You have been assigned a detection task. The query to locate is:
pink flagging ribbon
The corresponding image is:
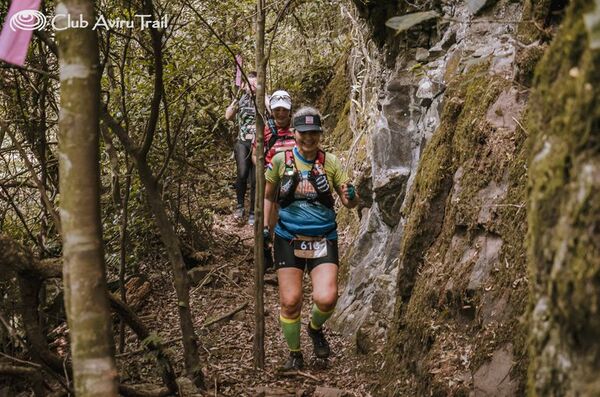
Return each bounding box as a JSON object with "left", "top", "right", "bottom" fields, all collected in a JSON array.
[
  {"left": 235, "top": 54, "right": 243, "bottom": 87},
  {"left": 0, "top": 0, "right": 43, "bottom": 66}
]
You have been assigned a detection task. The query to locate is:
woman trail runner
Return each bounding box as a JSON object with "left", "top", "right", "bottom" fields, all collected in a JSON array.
[
  {"left": 253, "top": 90, "right": 296, "bottom": 234},
  {"left": 263, "top": 106, "right": 358, "bottom": 370},
  {"left": 225, "top": 71, "right": 259, "bottom": 225},
  {"left": 252, "top": 89, "right": 296, "bottom": 167}
]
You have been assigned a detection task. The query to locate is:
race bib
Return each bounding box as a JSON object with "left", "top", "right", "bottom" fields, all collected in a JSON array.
[{"left": 293, "top": 236, "right": 328, "bottom": 259}]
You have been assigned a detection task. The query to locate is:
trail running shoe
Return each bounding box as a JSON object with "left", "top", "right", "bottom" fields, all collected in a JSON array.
[
  {"left": 248, "top": 213, "right": 255, "bottom": 226},
  {"left": 280, "top": 351, "right": 304, "bottom": 371},
  {"left": 307, "top": 325, "right": 330, "bottom": 359},
  {"left": 233, "top": 206, "right": 244, "bottom": 221}
]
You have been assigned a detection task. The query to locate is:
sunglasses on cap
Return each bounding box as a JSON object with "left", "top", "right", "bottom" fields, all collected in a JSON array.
[{"left": 271, "top": 94, "right": 291, "bottom": 102}]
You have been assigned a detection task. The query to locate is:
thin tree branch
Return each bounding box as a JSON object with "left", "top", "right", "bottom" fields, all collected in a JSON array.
[
  {"left": 0, "top": 123, "right": 61, "bottom": 233},
  {"left": 100, "top": 109, "right": 139, "bottom": 155},
  {"left": 183, "top": 0, "right": 258, "bottom": 111},
  {"left": 139, "top": 0, "right": 164, "bottom": 160},
  {"left": 34, "top": 30, "right": 58, "bottom": 56},
  {"left": 0, "top": 63, "right": 58, "bottom": 80},
  {"left": 157, "top": 100, "right": 187, "bottom": 182},
  {"left": 264, "top": 0, "right": 294, "bottom": 64},
  {"left": 0, "top": 351, "right": 42, "bottom": 369}
]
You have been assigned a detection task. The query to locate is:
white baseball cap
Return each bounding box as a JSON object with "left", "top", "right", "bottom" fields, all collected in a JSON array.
[{"left": 269, "top": 90, "right": 292, "bottom": 110}]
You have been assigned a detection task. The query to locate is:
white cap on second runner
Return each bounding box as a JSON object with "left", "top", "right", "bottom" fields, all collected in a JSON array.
[{"left": 269, "top": 90, "right": 292, "bottom": 110}]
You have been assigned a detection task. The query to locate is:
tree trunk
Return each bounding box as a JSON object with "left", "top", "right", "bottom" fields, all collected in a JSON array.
[
  {"left": 17, "top": 276, "right": 66, "bottom": 374},
  {"left": 119, "top": 163, "right": 133, "bottom": 352},
  {"left": 99, "top": 0, "right": 206, "bottom": 383},
  {"left": 0, "top": 236, "right": 66, "bottom": 375},
  {"left": 253, "top": 0, "right": 267, "bottom": 370},
  {"left": 136, "top": 159, "right": 205, "bottom": 388},
  {"left": 56, "top": 1, "right": 119, "bottom": 395}
]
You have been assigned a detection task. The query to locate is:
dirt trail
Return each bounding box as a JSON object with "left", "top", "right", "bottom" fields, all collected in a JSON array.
[{"left": 118, "top": 212, "right": 376, "bottom": 396}]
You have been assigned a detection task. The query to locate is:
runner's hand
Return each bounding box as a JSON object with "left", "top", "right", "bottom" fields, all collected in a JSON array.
[
  {"left": 341, "top": 183, "right": 356, "bottom": 201},
  {"left": 263, "top": 227, "right": 271, "bottom": 243},
  {"left": 263, "top": 227, "right": 274, "bottom": 271}
]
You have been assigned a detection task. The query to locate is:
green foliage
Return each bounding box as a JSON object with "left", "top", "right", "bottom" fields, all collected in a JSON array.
[{"left": 268, "top": 0, "right": 348, "bottom": 101}]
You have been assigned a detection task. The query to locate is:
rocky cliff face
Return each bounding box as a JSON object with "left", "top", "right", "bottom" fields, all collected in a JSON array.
[{"left": 329, "top": 0, "right": 564, "bottom": 395}]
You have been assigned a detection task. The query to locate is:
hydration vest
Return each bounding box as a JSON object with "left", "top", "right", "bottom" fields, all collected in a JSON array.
[
  {"left": 278, "top": 149, "right": 335, "bottom": 210},
  {"left": 264, "top": 118, "right": 295, "bottom": 162}
]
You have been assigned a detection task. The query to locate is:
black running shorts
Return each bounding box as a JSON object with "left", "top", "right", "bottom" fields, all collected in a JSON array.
[{"left": 273, "top": 234, "right": 339, "bottom": 272}]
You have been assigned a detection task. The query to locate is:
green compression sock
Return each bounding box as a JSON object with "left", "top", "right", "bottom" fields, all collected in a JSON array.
[
  {"left": 280, "top": 314, "right": 301, "bottom": 351},
  {"left": 309, "top": 304, "right": 335, "bottom": 330}
]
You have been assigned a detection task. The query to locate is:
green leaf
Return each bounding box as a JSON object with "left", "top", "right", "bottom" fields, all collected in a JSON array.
[
  {"left": 584, "top": 0, "right": 600, "bottom": 49},
  {"left": 385, "top": 11, "right": 440, "bottom": 33}
]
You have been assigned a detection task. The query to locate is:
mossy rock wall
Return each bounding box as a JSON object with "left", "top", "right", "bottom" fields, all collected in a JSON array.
[
  {"left": 371, "top": 0, "right": 600, "bottom": 394},
  {"left": 319, "top": 52, "right": 352, "bottom": 151},
  {"left": 526, "top": 0, "right": 600, "bottom": 394},
  {"left": 374, "top": 1, "right": 544, "bottom": 394},
  {"left": 380, "top": 62, "right": 530, "bottom": 396},
  {"left": 334, "top": 0, "right": 599, "bottom": 394}
]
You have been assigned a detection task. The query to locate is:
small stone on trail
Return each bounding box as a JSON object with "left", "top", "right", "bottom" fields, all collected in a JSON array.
[
  {"left": 467, "top": 0, "right": 497, "bottom": 14},
  {"left": 228, "top": 267, "right": 242, "bottom": 283},
  {"left": 355, "top": 328, "right": 373, "bottom": 355}
]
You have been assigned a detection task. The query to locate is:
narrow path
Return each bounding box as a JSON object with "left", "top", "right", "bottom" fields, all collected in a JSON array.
[
  {"left": 120, "top": 212, "right": 377, "bottom": 396},
  {"left": 193, "top": 214, "right": 375, "bottom": 396}
]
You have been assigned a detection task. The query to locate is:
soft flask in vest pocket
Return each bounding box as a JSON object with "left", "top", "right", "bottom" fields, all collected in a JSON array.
[{"left": 280, "top": 169, "right": 298, "bottom": 198}]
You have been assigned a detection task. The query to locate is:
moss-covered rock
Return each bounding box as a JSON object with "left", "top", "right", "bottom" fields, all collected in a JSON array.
[
  {"left": 319, "top": 51, "right": 352, "bottom": 149},
  {"left": 378, "top": 55, "right": 532, "bottom": 394},
  {"left": 519, "top": 0, "right": 568, "bottom": 43},
  {"left": 526, "top": 0, "right": 600, "bottom": 394}
]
